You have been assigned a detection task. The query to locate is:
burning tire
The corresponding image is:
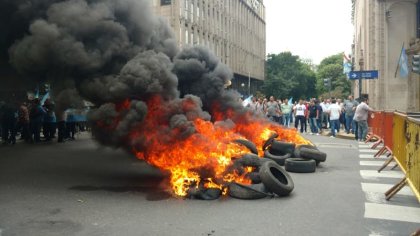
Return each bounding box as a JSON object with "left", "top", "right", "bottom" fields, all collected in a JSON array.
[
  {"left": 299, "top": 147, "right": 327, "bottom": 162},
  {"left": 270, "top": 141, "right": 295, "bottom": 155},
  {"left": 245, "top": 172, "right": 262, "bottom": 184},
  {"left": 187, "top": 188, "right": 222, "bottom": 200},
  {"left": 262, "top": 133, "right": 279, "bottom": 151},
  {"left": 263, "top": 150, "right": 291, "bottom": 166},
  {"left": 228, "top": 182, "right": 271, "bottom": 199},
  {"left": 259, "top": 161, "right": 294, "bottom": 196},
  {"left": 285, "top": 158, "right": 316, "bottom": 173},
  {"left": 233, "top": 139, "right": 258, "bottom": 155},
  {"left": 234, "top": 153, "right": 264, "bottom": 168}
]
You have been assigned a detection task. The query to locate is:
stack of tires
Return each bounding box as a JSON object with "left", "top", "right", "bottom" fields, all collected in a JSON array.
[
  {"left": 228, "top": 154, "right": 295, "bottom": 199},
  {"left": 263, "top": 138, "right": 327, "bottom": 173},
  {"left": 190, "top": 137, "right": 328, "bottom": 200}
]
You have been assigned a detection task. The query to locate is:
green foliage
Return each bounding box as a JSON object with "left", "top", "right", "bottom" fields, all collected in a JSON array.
[
  {"left": 263, "top": 52, "right": 352, "bottom": 100},
  {"left": 263, "top": 52, "right": 317, "bottom": 100},
  {"left": 316, "top": 53, "right": 352, "bottom": 98}
]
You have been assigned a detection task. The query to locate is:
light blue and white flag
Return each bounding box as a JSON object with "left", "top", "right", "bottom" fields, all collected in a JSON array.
[
  {"left": 399, "top": 46, "right": 409, "bottom": 78},
  {"left": 41, "top": 91, "right": 50, "bottom": 105},
  {"left": 242, "top": 95, "right": 253, "bottom": 107}
]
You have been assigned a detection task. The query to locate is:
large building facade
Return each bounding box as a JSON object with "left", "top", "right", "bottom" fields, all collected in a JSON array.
[
  {"left": 152, "top": 0, "right": 266, "bottom": 95},
  {"left": 352, "top": 0, "right": 420, "bottom": 111}
]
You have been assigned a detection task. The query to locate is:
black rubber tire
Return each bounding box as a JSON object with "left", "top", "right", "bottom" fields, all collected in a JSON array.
[
  {"left": 262, "top": 133, "right": 279, "bottom": 151},
  {"left": 233, "top": 139, "right": 258, "bottom": 155},
  {"left": 299, "top": 147, "right": 327, "bottom": 162},
  {"left": 187, "top": 188, "right": 222, "bottom": 200},
  {"left": 228, "top": 182, "right": 271, "bottom": 199},
  {"left": 270, "top": 141, "right": 296, "bottom": 155},
  {"left": 293, "top": 144, "right": 318, "bottom": 158},
  {"left": 235, "top": 153, "right": 263, "bottom": 168},
  {"left": 285, "top": 158, "right": 316, "bottom": 173},
  {"left": 259, "top": 161, "right": 294, "bottom": 196},
  {"left": 264, "top": 150, "right": 291, "bottom": 166},
  {"left": 245, "top": 172, "right": 262, "bottom": 184}
]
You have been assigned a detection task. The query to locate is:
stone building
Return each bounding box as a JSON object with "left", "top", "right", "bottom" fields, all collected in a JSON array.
[
  {"left": 352, "top": 0, "right": 420, "bottom": 111},
  {"left": 152, "top": 0, "right": 266, "bottom": 96}
]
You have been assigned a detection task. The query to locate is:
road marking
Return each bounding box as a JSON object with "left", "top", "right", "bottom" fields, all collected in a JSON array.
[
  {"left": 359, "top": 149, "right": 379, "bottom": 153},
  {"left": 359, "top": 154, "right": 375, "bottom": 159},
  {"left": 359, "top": 154, "right": 390, "bottom": 159},
  {"left": 361, "top": 183, "right": 414, "bottom": 196},
  {"left": 360, "top": 161, "right": 385, "bottom": 166},
  {"left": 365, "top": 203, "right": 420, "bottom": 223},
  {"left": 358, "top": 144, "right": 371, "bottom": 148},
  {"left": 360, "top": 170, "right": 404, "bottom": 179}
]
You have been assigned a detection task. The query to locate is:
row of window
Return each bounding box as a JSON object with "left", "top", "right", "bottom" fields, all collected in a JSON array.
[{"left": 177, "top": 0, "right": 265, "bottom": 79}]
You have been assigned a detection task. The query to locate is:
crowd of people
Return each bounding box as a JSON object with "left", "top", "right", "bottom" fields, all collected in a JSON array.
[
  {"left": 246, "top": 95, "right": 374, "bottom": 141},
  {"left": 2, "top": 94, "right": 375, "bottom": 146},
  {"left": 0, "top": 98, "right": 88, "bottom": 146}
]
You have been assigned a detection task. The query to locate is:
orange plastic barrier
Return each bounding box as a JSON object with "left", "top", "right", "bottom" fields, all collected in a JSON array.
[{"left": 367, "top": 111, "right": 393, "bottom": 147}]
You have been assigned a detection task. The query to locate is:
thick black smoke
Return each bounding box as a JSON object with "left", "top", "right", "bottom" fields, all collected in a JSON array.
[{"left": 0, "top": 0, "right": 250, "bottom": 152}]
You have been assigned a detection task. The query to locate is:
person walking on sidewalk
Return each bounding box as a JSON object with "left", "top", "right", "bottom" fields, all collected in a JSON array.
[
  {"left": 327, "top": 99, "right": 341, "bottom": 138},
  {"left": 353, "top": 97, "right": 374, "bottom": 141}
]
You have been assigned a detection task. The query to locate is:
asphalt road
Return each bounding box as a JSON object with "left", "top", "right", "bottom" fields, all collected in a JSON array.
[{"left": 0, "top": 132, "right": 418, "bottom": 236}]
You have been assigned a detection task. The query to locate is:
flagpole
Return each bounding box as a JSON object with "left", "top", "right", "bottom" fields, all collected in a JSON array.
[{"left": 394, "top": 42, "right": 405, "bottom": 78}]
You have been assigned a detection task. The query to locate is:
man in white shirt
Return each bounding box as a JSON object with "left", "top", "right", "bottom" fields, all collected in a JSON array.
[
  {"left": 294, "top": 99, "right": 306, "bottom": 133},
  {"left": 327, "top": 99, "right": 341, "bottom": 137}
]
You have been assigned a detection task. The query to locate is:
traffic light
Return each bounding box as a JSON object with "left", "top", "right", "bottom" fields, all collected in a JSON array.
[
  {"left": 412, "top": 54, "right": 420, "bottom": 74},
  {"left": 323, "top": 78, "right": 331, "bottom": 87}
]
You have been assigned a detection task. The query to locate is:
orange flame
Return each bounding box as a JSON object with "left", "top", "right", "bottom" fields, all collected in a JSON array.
[{"left": 114, "top": 98, "right": 310, "bottom": 196}]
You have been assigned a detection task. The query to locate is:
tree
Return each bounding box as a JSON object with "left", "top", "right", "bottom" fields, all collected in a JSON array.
[
  {"left": 316, "top": 53, "right": 352, "bottom": 99},
  {"left": 263, "top": 52, "right": 317, "bottom": 100}
]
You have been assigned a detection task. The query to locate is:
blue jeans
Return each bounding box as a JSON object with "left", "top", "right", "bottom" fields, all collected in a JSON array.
[
  {"left": 330, "top": 119, "right": 340, "bottom": 136},
  {"left": 353, "top": 120, "right": 359, "bottom": 140},
  {"left": 316, "top": 118, "right": 322, "bottom": 132},
  {"left": 345, "top": 115, "right": 354, "bottom": 133},
  {"left": 358, "top": 120, "right": 368, "bottom": 141},
  {"left": 283, "top": 113, "right": 290, "bottom": 127},
  {"left": 309, "top": 117, "right": 318, "bottom": 133}
]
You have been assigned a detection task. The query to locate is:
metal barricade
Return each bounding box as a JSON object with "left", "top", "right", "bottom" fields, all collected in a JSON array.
[
  {"left": 405, "top": 117, "right": 420, "bottom": 201},
  {"left": 367, "top": 111, "right": 419, "bottom": 202},
  {"left": 392, "top": 112, "right": 408, "bottom": 173}
]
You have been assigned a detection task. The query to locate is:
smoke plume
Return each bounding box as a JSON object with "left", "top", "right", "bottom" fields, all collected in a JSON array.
[{"left": 0, "top": 0, "right": 255, "bottom": 151}]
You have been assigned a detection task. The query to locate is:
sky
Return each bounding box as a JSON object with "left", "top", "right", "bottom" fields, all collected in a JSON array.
[{"left": 264, "top": 0, "right": 354, "bottom": 65}]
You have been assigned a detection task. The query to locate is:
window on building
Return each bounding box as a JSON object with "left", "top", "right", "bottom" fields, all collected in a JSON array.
[
  {"left": 160, "top": 0, "right": 171, "bottom": 6},
  {"left": 185, "top": 0, "right": 189, "bottom": 19},
  {"left": 417, "top": 1, "right": 420, "bottom": 38},
  {"left": 190, "top": 2, "right": 194, "bottom": 21},
  {"left": 185, "top": 29, "right": 189, "bottom": 44}
]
